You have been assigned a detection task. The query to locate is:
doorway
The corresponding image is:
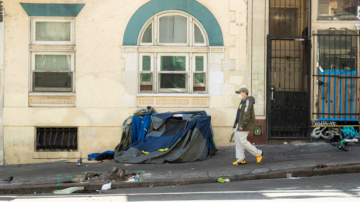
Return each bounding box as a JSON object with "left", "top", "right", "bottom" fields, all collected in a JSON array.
[{"left": 266, "top": 0, "right": 311, "bottom": 139}]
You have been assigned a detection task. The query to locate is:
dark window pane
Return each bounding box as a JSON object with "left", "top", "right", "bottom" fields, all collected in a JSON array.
[
  {"left": 161, "top": 56, "right": 186, "bottom": 71},
  {"left": 34, "top": 72, "right": 72, "bottom": 90},
  {"left": 270, "top": 7, "right": 298, "bottom": 36},
  {"left": 140, "top": 85, "right": 152, "bottom": 92},
  {"left": 318, "top": 0, "right": 360, "bottom": 20},
  {"left": 269, "top": 0, "right": 309, "bottom": 37},
  {"left": 194, "top": 87, "right": 205, "bottom": 92},
  {"left": 317, "top": 30, "right": 357, "bottom": 71},
  {"left": 160, "top": 74, "right": 186, "bottom": 88}
]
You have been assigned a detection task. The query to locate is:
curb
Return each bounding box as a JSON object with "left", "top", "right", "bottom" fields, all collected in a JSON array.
[{"left": 1, "top": 163, "right": 360, "bottom": 194}]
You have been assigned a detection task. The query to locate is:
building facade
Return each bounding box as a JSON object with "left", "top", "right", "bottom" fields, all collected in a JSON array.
[
  {"left": 1, "top": 0, "right": 254, "bottom": 165},
  {"left": 2, "top": 0, "right": 358, "bottom": 165}
]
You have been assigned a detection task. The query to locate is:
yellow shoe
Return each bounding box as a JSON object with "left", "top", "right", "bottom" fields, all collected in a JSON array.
[
  {"left": 257, "top": 152, "right": 263, "bottom": 163},
  {"left": 233, "top": 160, "right": 246, "bottom": 165}
]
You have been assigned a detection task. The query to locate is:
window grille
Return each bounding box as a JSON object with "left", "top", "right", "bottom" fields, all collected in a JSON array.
[
  {"left": 36, "top": 128, "right": 77, "bottom": 151},
  {"left": 313, "top": 29, "right": 360, "bottom": 121}
]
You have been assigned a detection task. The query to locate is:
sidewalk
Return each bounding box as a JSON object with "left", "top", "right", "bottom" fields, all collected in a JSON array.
[{"left": 1, "top": 143, "right": 360, "bottom": 194}]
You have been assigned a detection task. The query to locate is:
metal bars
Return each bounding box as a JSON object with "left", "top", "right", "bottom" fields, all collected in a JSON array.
[
  {"left": 36, "top": 128, "right": 77, "bottom": 151},
  {"left": 267, "top": 36, "right": 311, "bottom": 139},
  {"left": 269, "top": 0, "right": 308, "bottom": 37},
  {"left": 313, "top": 29, "right": 360, "bottom": 121}
]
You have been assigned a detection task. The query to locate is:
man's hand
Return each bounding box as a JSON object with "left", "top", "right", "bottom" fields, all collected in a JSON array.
[{"left": 239, "top": 127, "right": 243, "bottom": 131}]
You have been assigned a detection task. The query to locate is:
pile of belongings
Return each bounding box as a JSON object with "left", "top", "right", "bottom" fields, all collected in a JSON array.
[
  {"left": 114, "top": 107, "right": 216, "bottom": 163},
  {"left": 88, "top": 150, "right": 115, "bottom": 161}
]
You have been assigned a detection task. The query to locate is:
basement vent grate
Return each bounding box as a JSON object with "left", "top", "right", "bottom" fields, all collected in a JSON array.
[{"left": 36, "top": 128, "right": 77, "bottom": 151}]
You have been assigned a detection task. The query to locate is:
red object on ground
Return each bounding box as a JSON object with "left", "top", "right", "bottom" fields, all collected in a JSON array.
[{"left": 316, "top": 164, "right": 327, "bottom": 168}]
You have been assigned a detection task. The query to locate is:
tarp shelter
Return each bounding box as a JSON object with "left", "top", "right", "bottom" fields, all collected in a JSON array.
[{"left": 114, "top": 110, "right": 216, "bottom": 163}]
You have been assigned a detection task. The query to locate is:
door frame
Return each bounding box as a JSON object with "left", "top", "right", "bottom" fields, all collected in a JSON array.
[{"left": 266, "top": 35, "right": 312, "bottom": 139}]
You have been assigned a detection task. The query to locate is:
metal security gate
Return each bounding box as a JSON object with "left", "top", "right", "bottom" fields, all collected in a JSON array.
[
  {"left": 266, "top": 36, "right": 311, "bottom": 139},
  {"left": 313, "top": 29, "right": 360, "bottom": 121}
]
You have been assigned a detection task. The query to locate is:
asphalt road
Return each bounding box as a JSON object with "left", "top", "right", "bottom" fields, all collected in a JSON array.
[{"left": 1, "top": 173, "right": 360, "bottom": 201}]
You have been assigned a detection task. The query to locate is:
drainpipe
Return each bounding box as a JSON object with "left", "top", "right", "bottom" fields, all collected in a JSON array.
[{"left": 0, "top": 2, "right": 4, "bottom": 165}]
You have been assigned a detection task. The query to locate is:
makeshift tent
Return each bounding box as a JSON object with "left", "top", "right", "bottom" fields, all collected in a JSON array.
[
  {"left": 114, "top": 110, "right": 216, "bottom": 163},
  {"left": 114, "top": 107, "right": 156, "bottom": 152}
]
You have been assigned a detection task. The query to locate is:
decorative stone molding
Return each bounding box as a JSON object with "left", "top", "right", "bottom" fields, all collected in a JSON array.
[
  {"left": 137, "top": 97, "right": 209, "bottom": 108},
  {"left": 29, "top": 96, "right": 76, "bottom": 107}
]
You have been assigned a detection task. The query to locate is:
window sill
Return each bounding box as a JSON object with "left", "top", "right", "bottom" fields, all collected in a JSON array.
[
  {"left": 137, "top": 93, "right": 209, "bottom": 97},
  {"left": 29, "top": 92, "right": 76, "bottom": 97}
]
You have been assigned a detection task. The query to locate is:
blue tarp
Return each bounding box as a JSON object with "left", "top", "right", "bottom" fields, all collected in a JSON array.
[
  {"left": 130, "top": 113, "right": 154, "bottom": 143},
  {"left": 88, "top": 150, "right": 114, "bottom": 159}
]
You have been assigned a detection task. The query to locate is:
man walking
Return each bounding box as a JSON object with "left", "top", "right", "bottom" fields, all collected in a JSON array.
[{"left": 233, "top": 87, "right": 263, "bottom": 165}]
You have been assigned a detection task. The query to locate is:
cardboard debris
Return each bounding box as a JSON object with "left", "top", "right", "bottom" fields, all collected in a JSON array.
[{"left": 53, "top": 187, "right": 84, "bottom": 194}]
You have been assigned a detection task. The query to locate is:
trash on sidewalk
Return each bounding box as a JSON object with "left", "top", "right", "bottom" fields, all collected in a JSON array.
[
  {"left": 285, "top": 172, "right": 300, "bottom": 180},
  {"left": 77, "top": 158, "right": 82, "bottom": 166},
  {"left": 73, "top": 189, "right": 98, "bottom": 193},
  {"left": 65, "top": 159, "right": 109, "bottom": 164},
  {"left": 316, "top": 164, "right": 327, "bottom": 168},
  {"left": 2, "top": 176, "right": 13, "bottom": 182},
  {"left": 53, "top": 187, "right": 84, "bottom": 194},
  {"left": 126, "top": 173, "right": 141, "bottom": 182},
  {"left": 217, "top": 178, "right": 230, "bottom": 183},
  {"left": 82, "top": 167, "right": 141, "bottom": 183},
  {"left": 101, "top": 183, "right": 111, "bottom": 190},
  {"left": 62, "top": 181, "right": 77, "bottom": 184}
]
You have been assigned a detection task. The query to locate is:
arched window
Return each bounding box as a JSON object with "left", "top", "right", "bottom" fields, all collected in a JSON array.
[{"left": 138, "top": 11, "right": 208, "bottom": 94}]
